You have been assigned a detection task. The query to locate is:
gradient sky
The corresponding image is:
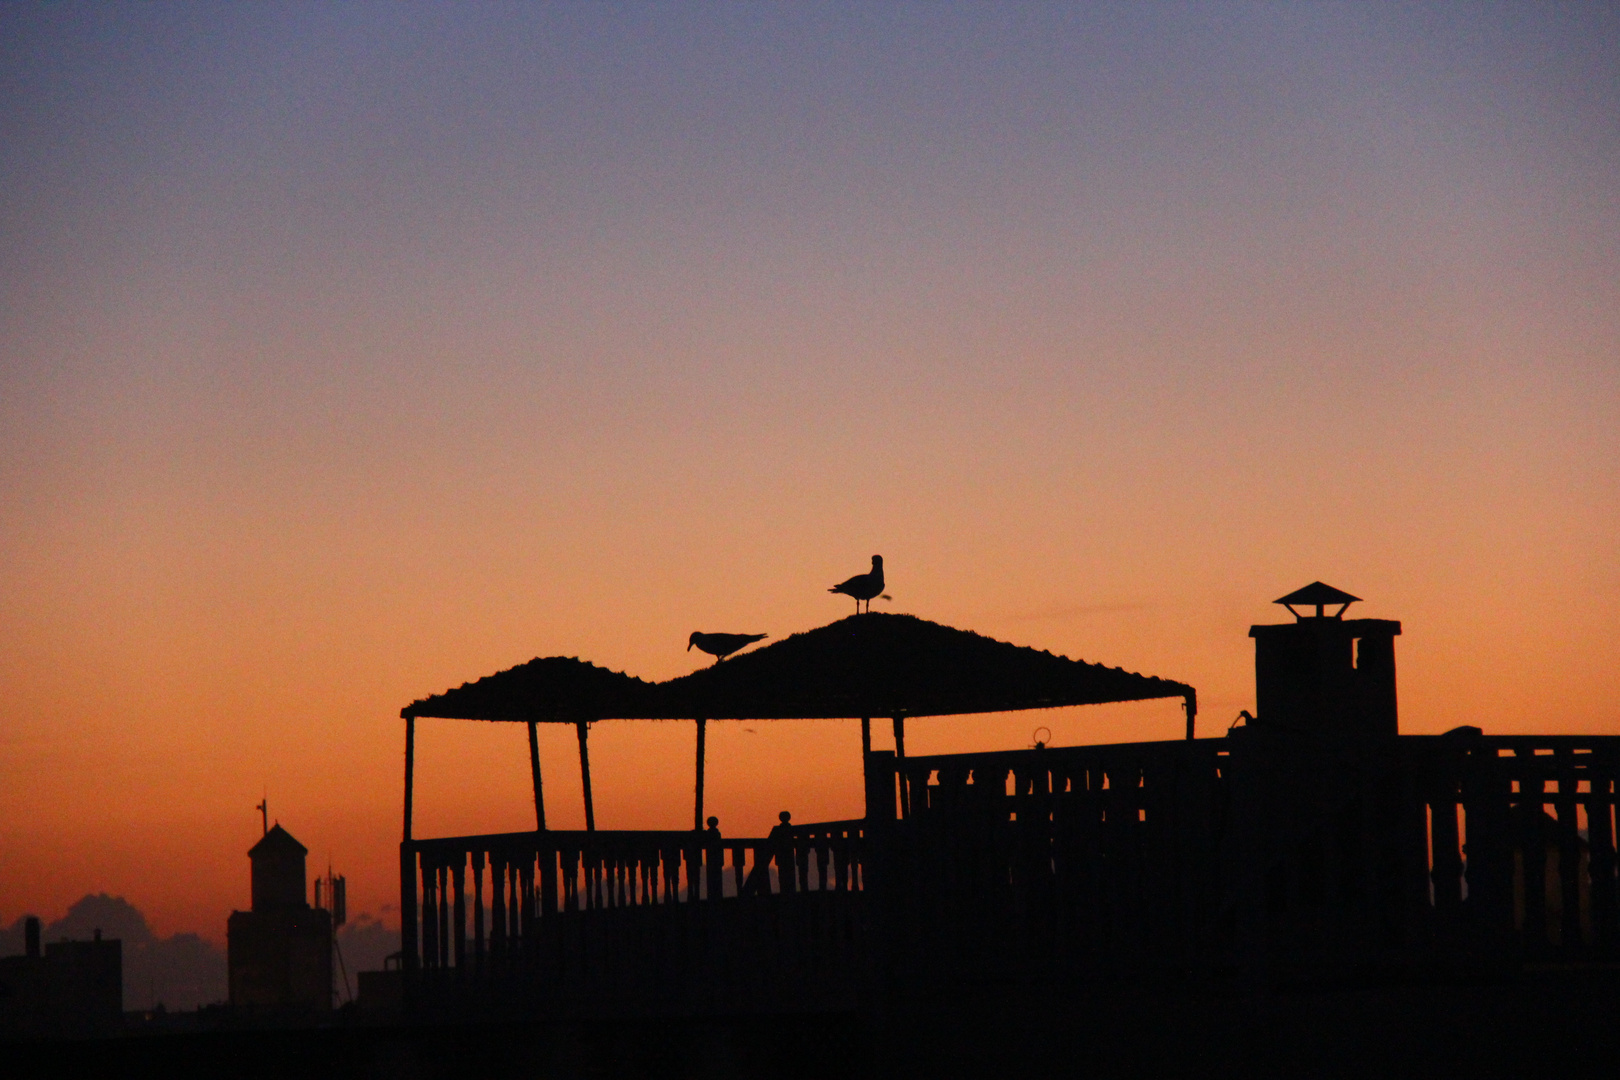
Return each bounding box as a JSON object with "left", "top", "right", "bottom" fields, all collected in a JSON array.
[{"left": 2, "top": 2, "right": 1616, "bottom": 943}]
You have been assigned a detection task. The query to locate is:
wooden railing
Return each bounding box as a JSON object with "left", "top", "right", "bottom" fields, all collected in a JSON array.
[
  {"left": 401, "top": 820, "right": 865, "bottom": 978},
  {"left": 1411, "top": 734, "right": 1620, "bottom": 952},
  {"left": 873, "top": 732, "right": 1620, "bottom": 979},
  {"left": 396, "top": 732, "right": 1618, "bottom": 1011}
]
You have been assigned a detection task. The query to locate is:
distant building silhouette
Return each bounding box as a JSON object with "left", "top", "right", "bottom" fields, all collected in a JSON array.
[
  {"left": 0, "top": 917, "right": 122, "bottom": 1037},
  {"left": 227, "top": 824, "right": 332, "bottom": 1014}
]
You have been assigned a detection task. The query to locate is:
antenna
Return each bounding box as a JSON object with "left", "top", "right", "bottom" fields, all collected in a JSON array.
[{"left": 256, "top": 795, "right": 268, "bottom": 836}]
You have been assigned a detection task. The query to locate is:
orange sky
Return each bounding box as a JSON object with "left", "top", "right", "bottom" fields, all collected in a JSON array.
[{"left": 1, "top": 4, "right": 1616, "bottom": 943}]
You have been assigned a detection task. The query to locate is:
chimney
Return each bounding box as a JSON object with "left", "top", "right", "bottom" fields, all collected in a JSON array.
[{"left": 1248, "top": 583, "right": 1401, "bottom": 739}]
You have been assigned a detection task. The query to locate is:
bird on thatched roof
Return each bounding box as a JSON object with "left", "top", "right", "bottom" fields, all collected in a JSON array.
[
  {"left": 688, "top": 631, "right": 768, "bottom": 663},
  {"left": 829, "top": 554, "right": 885, "bottom": 614}
]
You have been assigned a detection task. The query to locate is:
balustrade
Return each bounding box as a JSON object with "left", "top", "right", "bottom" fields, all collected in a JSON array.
[{"left": 403, "top": 821, "right": 865, "bottom": 977}]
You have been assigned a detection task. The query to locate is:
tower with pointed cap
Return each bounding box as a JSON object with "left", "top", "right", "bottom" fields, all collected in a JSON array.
[
  {"left": 1248, "top": 582, "right": 1401, "bottom": 738},
  {"left": 250, "top": 824, "right": 309, "bottom": 912},
  {"left": 227, "top": 820, "right": 332, "bottom": 1013}
]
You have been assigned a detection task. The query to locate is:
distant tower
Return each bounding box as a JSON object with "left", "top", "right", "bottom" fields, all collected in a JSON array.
[
  {"left": 227, "top": 820, "right": 332, "bottom": 1014},
  {"left": 1248, "top": 582, "right": 1401, "bottom": 738}
]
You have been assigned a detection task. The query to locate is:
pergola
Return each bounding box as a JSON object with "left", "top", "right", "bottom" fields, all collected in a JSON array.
[{"left": 398, "top": 613, "right": 1197, "bottom": 840}]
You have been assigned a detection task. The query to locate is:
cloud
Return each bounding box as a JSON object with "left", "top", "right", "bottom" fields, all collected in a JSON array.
[{"left": 334, "top": 913, "right": 398, "bottom": 996}]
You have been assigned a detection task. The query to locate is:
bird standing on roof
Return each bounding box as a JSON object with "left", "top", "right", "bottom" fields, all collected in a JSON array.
[
  {"left": 688, "top": 631, "right": 768, "bottom": 663},
  {"left": 829, "top": 554, "right": 885, "bottom": 614}
]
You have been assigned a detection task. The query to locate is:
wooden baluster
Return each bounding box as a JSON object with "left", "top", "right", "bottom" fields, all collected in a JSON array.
[
  {"left": 400, "top": 844, "right": 419, "bottom": 974},
  {"left": 520, "top": 859, "right": 535, "bottom": 942},
  {"left": 1555, "top": 747, "right": 1583, "bottom": 948},
  {"left": 490, "top": 856, "right": 506, "bottom": 958},
  {"left": 508, "top": 859, "right": 522, "bottom": 941},
  {"left": 1462, "top": 742, "right": 1514, "bottom": 941},
  {"left": 834, "top": 831, "right": 849, "bottom": 891},
  {"left": 471, "top": 851, "right": 486, "bottom": 972},
  {"left": 564, "top": 848, "right": 579, "bottom": 912},
  {"left": 436, "top": 863, "right": 450, "bottom": 970},
  {"left": 732, "top": 843, "right": 746, "bottom": 898},
  {"left": 1586, "top": 757, "right": 1618, "bottom": 948},
  {"left": 1519, "top": 750, "right": 1549, "bottom": 945},
  {"left": 1431, "top": 786, "right": 1464, "bottom": 913},
  {"left": 452, "top": 856, "right": 467, "bottom": 972},
  {"left": 540, "top": 839, "right": 558, "bottom": 919},
  {"left": 420, "top": 855, "right": 438, "bottom": 971}
]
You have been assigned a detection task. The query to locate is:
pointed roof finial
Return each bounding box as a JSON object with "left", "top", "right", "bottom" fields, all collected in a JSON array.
[{"left": 1274, "top": 582, "right": 1361, "bottom": 620}]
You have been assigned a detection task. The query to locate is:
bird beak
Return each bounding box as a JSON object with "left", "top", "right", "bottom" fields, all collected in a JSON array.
[{"left": 687, "top": 641, "right": 693, "bottom": 651}]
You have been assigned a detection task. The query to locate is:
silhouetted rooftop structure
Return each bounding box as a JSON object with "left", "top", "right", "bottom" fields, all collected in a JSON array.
[
  {"left": 386, "top": 586, "right": 1620, "bottom": 1026},
  {"left": 654, "top": 613, "right": 1192, "bottom": 719},
  {"left": 401, "top": 656, "right": 656, "bottom": 722},
  {"left": 400, "top": 613, "right": 1192, "bottom": 722}
]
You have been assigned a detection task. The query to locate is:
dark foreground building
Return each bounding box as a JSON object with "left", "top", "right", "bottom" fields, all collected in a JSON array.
[
  {"left": 0, "top": 918, "right": 121, "bottom": 1038},
  {"left": 392, "top": 585, "right": 1619, "bottom": 1018}
]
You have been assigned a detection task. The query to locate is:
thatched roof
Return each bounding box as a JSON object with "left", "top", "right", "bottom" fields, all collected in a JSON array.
[
  {"left": 401, "top": 656, "right": 657, "bottom": 721},
  {"left": 401, "top": 614, "right": 1193, "bottom": 722},
  {"left": 654, "top": 614, "right": 1191, "bottom": 719}
]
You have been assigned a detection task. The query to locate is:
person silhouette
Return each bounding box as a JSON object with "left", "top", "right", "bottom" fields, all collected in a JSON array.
[
  {"left": 703, "top": 816, "right": 724, "bottom": 900},
  {"left": 767, "top": 811, "right": 796, "bottom": 894}
]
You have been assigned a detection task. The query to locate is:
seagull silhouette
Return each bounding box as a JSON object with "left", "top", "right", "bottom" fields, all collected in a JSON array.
[
  {"left": 688, "top": 631, "right": 768, "bottom": 663},
  {"left": 829, "top": 554, "right": 885, "bottom": 614}
]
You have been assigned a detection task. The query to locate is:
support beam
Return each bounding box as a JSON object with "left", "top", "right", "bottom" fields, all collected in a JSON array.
[
  {"left": 527, "top": 720, "right": 547, "bottom": 831},
  {"left": 892, "top": 716, "right": 909, "bottom": 818},
  {"left": 576, "top": 719, "right": 596, "bottom": 832},
  {"left": 403, "top": 716, "right": 416, "bottom": 841},
  {"left": 694, "top": 717, "right": 707, "bottom": 832},
  {"left": 401, "top": 715, "right": 418, "bottom": 971},
  {"left": 861, "top": 717, "right": 871, "bottom": 756}
]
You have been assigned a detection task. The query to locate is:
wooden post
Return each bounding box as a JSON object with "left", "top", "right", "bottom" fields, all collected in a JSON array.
[
  {"left": 400, "top": 844, "right": 418, "bottom": 973},
  {"left": 403, "top": 715, "right": 416, "bottom": 841},
  {"left": 471, "top": 850, "right": 486, "bottom": 969},
  {"left": 576, "top": 719, "right": 596, "bottom": 831},
  {"left": 694, "top": 718, "right": 707, "bottom": 831},
  {"left": 400, "top": 715, "right": 418, "bottom": 973},
  {"left": 420, "top": 857, "right": 437, "bottom": 970},
  {"left": 1183, "top": 691, "right": 1197, "bottom": 741},
  {"left": 452, "top": 858, "right": 466, "bottom": 972},
  {"left": 861, "top": 716, "right": 871, "bottom": 755},
  {"left": 527, "top": 720, "right": 547, "bottom": 831},
  {"left": 892, "top": 717, "right": 909, "bottom": 818}
]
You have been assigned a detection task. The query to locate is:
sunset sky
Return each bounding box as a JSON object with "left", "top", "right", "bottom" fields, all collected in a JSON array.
[{"left": 2, "top": 3, "right": 1616, "bottom": 944}]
